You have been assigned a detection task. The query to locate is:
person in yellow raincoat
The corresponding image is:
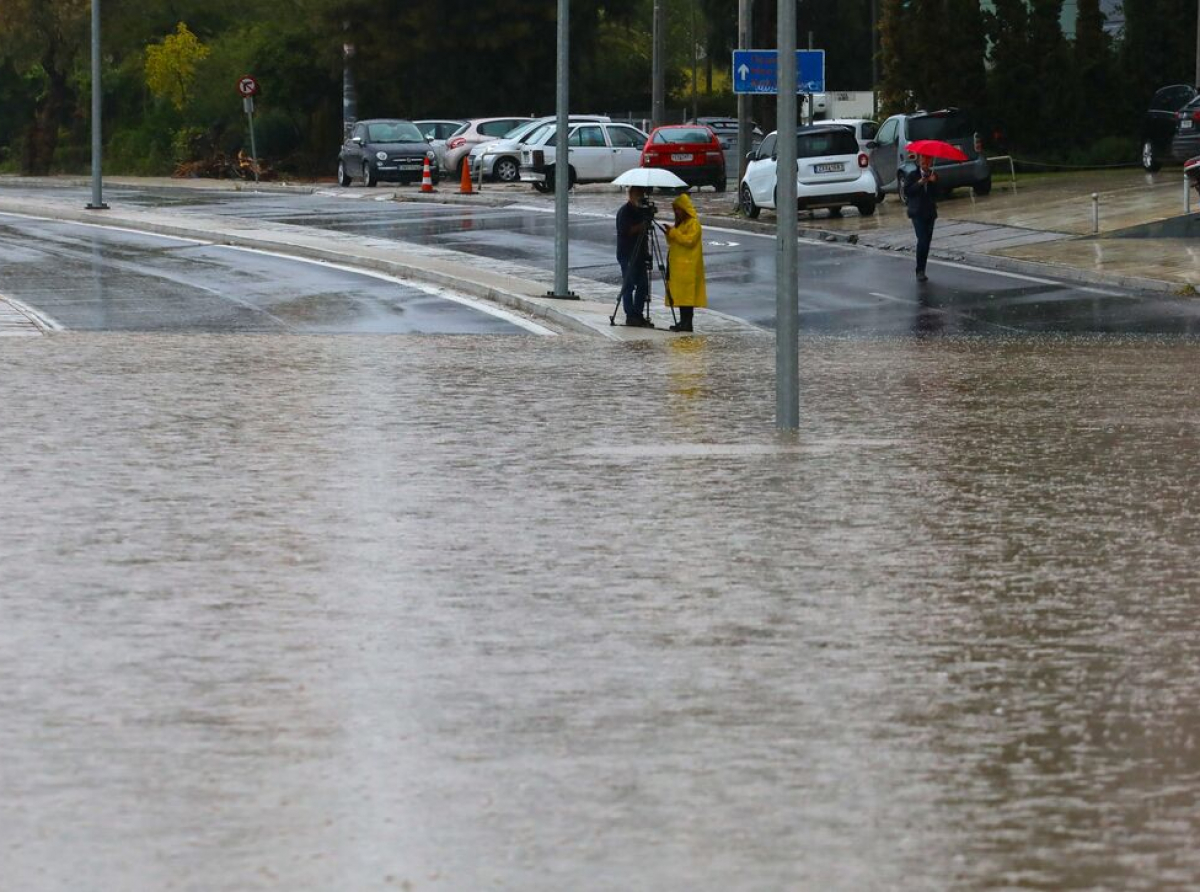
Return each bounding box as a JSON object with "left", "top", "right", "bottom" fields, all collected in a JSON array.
[{"left": 663, "top": 192, "right": 707, "bottom": 333}]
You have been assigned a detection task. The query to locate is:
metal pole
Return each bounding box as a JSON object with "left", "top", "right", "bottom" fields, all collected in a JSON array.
[
  {"left": 87, "top": 0, "right": 107, "bottom": 210},
  {"left": 652, "top": 0, "right": 665, "bottom": 127},
  {"left": 1091, "top": 192, "right": 1099, "bottom": 234},
  {"left": 342, "top": 34, "right": 357, "bottom": 140},
  {"left": 777, "top": 0, "right": 798, "bottom": 429},
  {"left": 1186, "top": 174, "right": 1193, "bottom": 214},
  {"left": 736, "top": 0, "right": 752, "bottom": 194},
  {"left": 245, "top": 99, "right": 259, "bottom": 186},
  {"left": 1196, "top": 0, "right": 1200, "bottom": 89},
  {"left": 691, "top": 0, "right": 699, "bottom": 122},
  {"left": 549, "top": 0, "right": 576, "bottom": 298},
  {"left": 871, "top": 0, "right": 878, "bottom": 117}
]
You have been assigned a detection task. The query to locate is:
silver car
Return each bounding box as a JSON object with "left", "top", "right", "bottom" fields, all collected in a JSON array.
[
  {"left": 868, "top": 108, "right": 991, "bottom": 197},
  {"left": 443, "top": 117, "right": 534, "bottom": 177},
  {"left": 470, "top": 115, "right": 611, "bottom": 183},
  {"left": 415, "top": 119, "right": 465, "bottom": 172}
]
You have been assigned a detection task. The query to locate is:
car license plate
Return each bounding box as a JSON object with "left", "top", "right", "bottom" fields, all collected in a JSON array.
[
  {"left": 671, "top": 153, "right": 693, "bottom": 162},
  {"left": 814, "top": 162, "right": 844, "bottom": 173},
  {"left": 1183, "top": 120, "right": 1195, "bottom": 130}
]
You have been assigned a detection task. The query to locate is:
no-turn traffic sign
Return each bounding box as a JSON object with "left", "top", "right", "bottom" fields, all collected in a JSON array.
[{"left": 237, "top": 76, "right": 259, "bottom": 97}]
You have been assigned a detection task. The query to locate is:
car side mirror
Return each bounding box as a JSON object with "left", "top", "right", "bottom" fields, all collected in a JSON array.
[
  {"left": 746, "top": 151, "right": 758, "bottom": 162},
  {"left": 866, "top": 140, "right": 879, "bottom": 150},
  {"left": 352, "top": 136, "right": 363, "bottom": 144}
]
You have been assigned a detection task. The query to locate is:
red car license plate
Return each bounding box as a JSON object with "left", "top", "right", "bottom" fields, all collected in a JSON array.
[
  {"left": 814, "top": 162, "right": 844, "bottom": 173},
  {"left": 671, "top": 153, "right": 693, "bottom": 162}
]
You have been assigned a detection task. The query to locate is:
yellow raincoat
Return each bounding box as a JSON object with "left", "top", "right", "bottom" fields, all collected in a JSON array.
[{"left": 665, "top": 193, "right": 707, "bottom": 308}]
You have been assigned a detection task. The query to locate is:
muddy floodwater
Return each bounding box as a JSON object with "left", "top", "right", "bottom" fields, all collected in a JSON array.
[{"left": 3, "top": 333, "right": 1200, "bottom": 891}]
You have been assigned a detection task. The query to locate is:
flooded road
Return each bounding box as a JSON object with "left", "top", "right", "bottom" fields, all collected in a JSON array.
[{"left": 4, "top": 333, "right": 1200, "bottom": 890}]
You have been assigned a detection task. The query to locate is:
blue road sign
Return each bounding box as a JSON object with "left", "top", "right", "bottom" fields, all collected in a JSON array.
[{"left": 732, "top": 50, "right": 826, "bottom": 95}]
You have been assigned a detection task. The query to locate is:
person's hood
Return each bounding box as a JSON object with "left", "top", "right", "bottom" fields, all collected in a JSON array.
[{"left": 672, "top": 192, "right": 697, "bottom": 220}]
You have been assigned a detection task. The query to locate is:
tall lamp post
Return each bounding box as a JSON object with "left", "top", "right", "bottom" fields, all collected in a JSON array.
[
  {"left": 87, "top": 0, "right": 107, "bottom": 210},
  {"left": 776, "top": 0, "right": 798, "bottom": 429},
  {"left": 548, "top": 0, "right": 576, "bottom": 299}
]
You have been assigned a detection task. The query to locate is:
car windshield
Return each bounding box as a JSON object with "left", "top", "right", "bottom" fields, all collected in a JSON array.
[
  {"left": 908, "top": 112, "right": 973, "bottom": 141},
  {"left": 654, "top": 127, "right": 712, "bottom": 144},
  {"left": 526, "top": 123, "right": 557, "bottom": 145},
  {"left": 796, "top": 130, "right": 860, "bottom": 158},
  {"left": 366, "top": 121, "right": 424, "bottom": 143}
]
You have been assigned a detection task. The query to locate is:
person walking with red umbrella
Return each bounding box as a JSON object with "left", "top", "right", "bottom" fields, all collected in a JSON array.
[{"left": 903, "top": 153, "right": 938, "bottom": 283}]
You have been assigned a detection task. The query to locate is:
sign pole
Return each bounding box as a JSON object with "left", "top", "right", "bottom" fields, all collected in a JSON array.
[
  {"left": 547, "top": 0, "right": 576, "bottom": 299},
  {"left": 736, "top": 0, "right": 751, "bottom": 195},
  {"left": 244, "top": 97, "right": 259, "bottom": 185},
  {"left": 776, "top": 0, "right": 799, "bottom": 429}
]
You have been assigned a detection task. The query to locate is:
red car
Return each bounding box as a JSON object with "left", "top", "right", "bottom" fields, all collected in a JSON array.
[{"left": 640, "top": 125, "right": 726, "bottom": 191}]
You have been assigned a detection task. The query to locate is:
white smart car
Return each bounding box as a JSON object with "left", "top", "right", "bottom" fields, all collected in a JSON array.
[{"left": 738, "top": 124, "right": 879, "bottom": 218}]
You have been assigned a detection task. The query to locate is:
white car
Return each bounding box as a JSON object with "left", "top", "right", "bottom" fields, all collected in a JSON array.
[
  {"left": 738, "top": 124, "right": 879, "bottom": 218},
  {"left": 415, "top": 119, "right": 466, "bottom": 172},
  {"left": 822, "top": 118, "right": 880, "bottom": 154},
  {"left": 469, "top": 115, "right": 610, "bottom": 184},
  {"left": 519, "top": 121, "right": 649, "bottom": 191}
]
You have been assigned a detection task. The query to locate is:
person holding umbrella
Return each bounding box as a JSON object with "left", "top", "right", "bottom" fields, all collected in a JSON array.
[
  {"left": 903, "top": 153, "right": 938, "bottom": 283},
  {"left": 902, "top": 139, "right": 967, "bottom": 283}
]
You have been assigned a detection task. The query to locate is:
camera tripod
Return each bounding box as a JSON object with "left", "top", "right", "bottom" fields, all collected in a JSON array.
[{"left": 609, "top": 213, "right": 678, "bottom": 328}]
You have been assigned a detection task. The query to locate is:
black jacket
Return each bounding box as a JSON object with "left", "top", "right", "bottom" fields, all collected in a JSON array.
[{"left": 903, "top": 166, "right": 938, "bottom": 221}]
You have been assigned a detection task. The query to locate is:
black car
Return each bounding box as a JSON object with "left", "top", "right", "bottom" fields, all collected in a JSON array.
[
  {"left": 1171, "top": 95, "right": 1200, "bottom": 162},
  {"left": 1141, "top": 84, "right": 1197, "bottom": 172},
  {"left": 338, "top": 119, "right": 439, "bottom": 187}
]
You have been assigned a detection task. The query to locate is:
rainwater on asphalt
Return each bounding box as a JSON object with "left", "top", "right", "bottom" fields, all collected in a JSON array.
[{"left": 4, "top": 332, "right": 1200, "bottom": 890}]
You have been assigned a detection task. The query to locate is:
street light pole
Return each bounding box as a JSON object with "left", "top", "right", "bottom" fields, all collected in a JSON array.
[
  {"left": 776, "top": 0, "right": 798, "bottom": 429},
  {"left": 1195, "top": 0, "right": 1200, "bottom": 88},
  {"left": 736, "top": 0, "right": 752, "bottom": 196},
  {"left": 652, "top": 0, "right": 665, "bottom": 127},
  {"left": 87, "top": 0, "right": 107, "bottom": 210},
  {"left": 548, "top": 0, "right": 576, "bottom": 299}
]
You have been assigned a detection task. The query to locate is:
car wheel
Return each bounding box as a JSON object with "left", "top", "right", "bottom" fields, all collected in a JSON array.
[
  {"left": 337, "top": 160, "right": 351, "bottom": 187},
  {"left": 972, "top": 176, "right": 992, "bottom": 196},
  {"left": 713, "top": 177, "right": 727, "bottom": 193},
  {"left": 494, "top": 157, "right": 520, "bottom": 183},
  {"left": 855, "top": 199, "right": 876, "bottom": 216},
  {"left": 1142, "top": 139, "right": 1161, "bottom": 173},
  {"left": 363, "top": 161, "right": 378, "bottom": 188},
  {"left": 532, "top": 180, "right": 551, "bottom": 193},
  {"left": 876, "top": 188, "right": 886, "bottom": 203},
  {"left": 739, "top": 183, "right": 761, "bottom": 219},
  {"left": 828, "top": 206, "right": 843, "bottom": 217}
]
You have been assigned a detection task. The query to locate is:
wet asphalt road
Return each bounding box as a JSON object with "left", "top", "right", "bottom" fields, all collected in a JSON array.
[
  {"left": 0, "top": 213, "right": 530, "bottom": 334},
  {"left": 68, "top": 183, "right": 1200, "bottom": 336}
]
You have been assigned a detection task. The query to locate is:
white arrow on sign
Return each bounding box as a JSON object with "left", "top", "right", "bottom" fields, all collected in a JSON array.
[{"left": 737, "top": 63, "right": 750, "bottom": 82}]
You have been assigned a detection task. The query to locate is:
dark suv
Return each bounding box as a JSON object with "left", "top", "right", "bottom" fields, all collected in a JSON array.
[
  {"left": 1142, "top": 84, "right": 1197, "bottom": 171},
  {"left": 1171, "top": 95, "right": 1200, "bottom": 162}
]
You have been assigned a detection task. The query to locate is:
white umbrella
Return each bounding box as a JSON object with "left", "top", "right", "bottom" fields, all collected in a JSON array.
[{"left": 610, "top": 168, "right": 688, "bottom": 189}]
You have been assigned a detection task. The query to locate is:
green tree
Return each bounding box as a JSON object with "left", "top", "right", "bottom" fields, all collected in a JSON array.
[
  {"left": 145, "top": 23, "right": 211, "bottom": 110},
  {"left": 0, "top": 0, "right": 88, "bottom": 174}
]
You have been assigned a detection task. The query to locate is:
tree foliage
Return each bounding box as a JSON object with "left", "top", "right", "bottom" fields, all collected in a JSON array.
[{"left": 144, "top": 23, "right": 211, "bottom": 110}]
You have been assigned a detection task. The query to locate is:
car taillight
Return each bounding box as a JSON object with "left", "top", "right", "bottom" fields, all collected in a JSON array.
[
  {"left": 974, "top": 132, "right": 983, "bottom": 153},
  {"left": 707, "top": 152, "right": 723, "bottom": 163},
  {"left": 857, "top": 152, "right": 869, "bottom": 169},
  {"left": 1193, "top": 110, "right": 1200, "bottom": 122},
  {"left": 643, "top": 152, "right": 660, "bottom": 166},
  {"left": 448, "top": 137, "right": 465, "bottom": 149}
]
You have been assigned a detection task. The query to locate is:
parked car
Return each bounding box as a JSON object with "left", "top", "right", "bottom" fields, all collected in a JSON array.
[
  {"left": 415, "top": 119, "right": 466, "bottom": 172},
  {"left": 738, "top": 124, "right": 878, "bottom": 218},
  {"left": 869, "top": 107, "right": 991, "bottom": 197},
  {"left": 519, "top": 121, "right": 650, "bottom": 191},
  {"left": 443, "top": 117, "right": 535, "bottom": 177},
  {"left": 686, "top": 116, "right": 764, "bottom": 148},
  {"left": 469, "top": 115, "right": 610, "bottom": 183},
  {"left": 640, "top": 124, "right": 726, "bottom": 191},
  {"left": 1170, "top": 94, "right": 1200, "bottom": 162},
  {"left": 1142, "top": 84, "right": 1197, "bottom": 171},
  {"left": 337, "top": 119, "right": 439, "bottom": 187},
  {"left": 822, "top": 118, "right": 879, "bottom": 154}
]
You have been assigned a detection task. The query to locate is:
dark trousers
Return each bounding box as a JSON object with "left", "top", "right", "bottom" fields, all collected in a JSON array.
[
  {"left": 618, "top": 256, "right": 649, "bottom": 318},
  {"left": 911, "top": 216, "right": 935, "bottom": 273}
]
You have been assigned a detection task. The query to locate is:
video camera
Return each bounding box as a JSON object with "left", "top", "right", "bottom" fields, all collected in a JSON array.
[{"left": 637, "top": 195, "right": 659, "bottom": 221}]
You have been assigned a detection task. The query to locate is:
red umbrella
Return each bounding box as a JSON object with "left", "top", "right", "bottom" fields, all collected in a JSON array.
[{"left": 905, "top": 139, "right": 968, "bottom": 162}]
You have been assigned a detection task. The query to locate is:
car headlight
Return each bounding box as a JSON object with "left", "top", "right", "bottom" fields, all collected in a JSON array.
[
  {"left": 426, "top": 150, "right": 435, "bottom": 160},
  {"left": 375, "top": 151, "right": 388, "bottom": 161}
]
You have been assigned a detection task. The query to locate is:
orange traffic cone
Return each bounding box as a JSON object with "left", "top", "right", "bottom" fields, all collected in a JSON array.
[
  {"left": 420, "top": 156, "right": 434, "bottom": 193},
  {"left": 459, "top": 157, "right": 474, "bottom": 194}
]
